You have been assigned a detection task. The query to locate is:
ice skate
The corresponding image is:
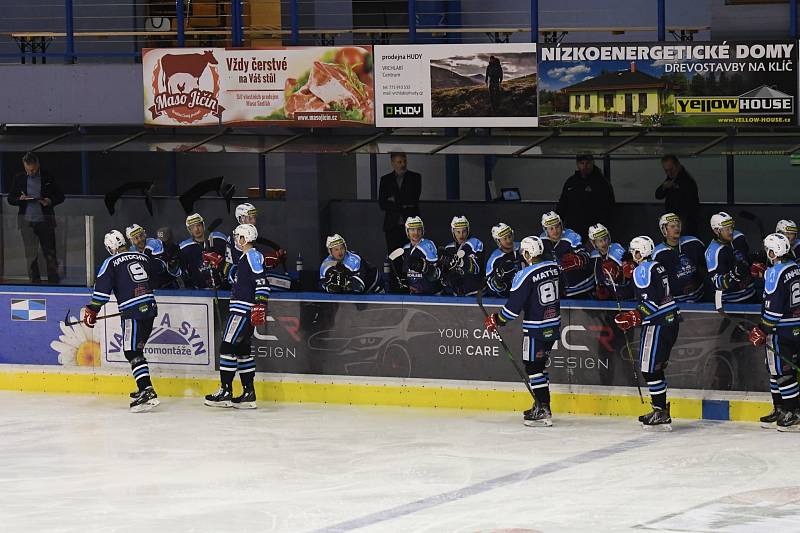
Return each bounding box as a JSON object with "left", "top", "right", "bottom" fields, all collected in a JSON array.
[
  {"left": 640, "top": 403, "right": 672, "bottom": 431},
  {"left": 204, "top": 386, "right": 233, "bottom": 408},
  {"left": 777, "top": 408, "right": 800, "bottom": 432},
  {"left": 232, "top": 388, "right": 257, "bottom": 409},
  {"left": 129, "top": 387, "right": 159, "bottom": 413},
  {"left": 523, "top": 403, "right": 552, "bottom": 427},
  {"left": 760, "top": 406, "right": 786, "bottom": 429}
]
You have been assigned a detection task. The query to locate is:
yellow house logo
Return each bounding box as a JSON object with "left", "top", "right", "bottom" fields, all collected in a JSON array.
[{"left": 676, "top": 85, "right": 793, "bottom": 115}]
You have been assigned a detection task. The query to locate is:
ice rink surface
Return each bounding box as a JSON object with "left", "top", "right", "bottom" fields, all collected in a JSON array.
[{"left": 2, "top": 391, "right": 800, "bottom": 533}]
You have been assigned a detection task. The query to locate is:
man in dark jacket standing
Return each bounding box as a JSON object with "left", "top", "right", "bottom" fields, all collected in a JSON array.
[
  {"left": 655, "top": 154, "right": 700, "bottom": 237},
  {"left": 7, "top": 152, "right": 65, "bottom": 284},
  {"left": 379, "top": 152, "right": 421, "bottom": 253},
  {"left": 556, "top": 153, "right": 616, "bottom": 238}
]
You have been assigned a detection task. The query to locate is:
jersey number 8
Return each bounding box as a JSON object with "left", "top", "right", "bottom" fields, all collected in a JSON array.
[
  {"left": 128, "top": 262, "right": 149, "bottom": 282},
  {"left": 538, "top": 280, "right": 559, "bottom": 304}
]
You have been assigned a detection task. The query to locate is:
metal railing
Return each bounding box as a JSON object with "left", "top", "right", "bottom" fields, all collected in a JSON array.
[{"left": 1, "top": 0, "right": 770, "bottom": 63}]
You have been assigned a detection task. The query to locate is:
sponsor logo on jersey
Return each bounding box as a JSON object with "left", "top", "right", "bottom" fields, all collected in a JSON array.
[
  {"left": 11, "top": 299, "right": 46, "bottom": 321},
  {"left": 383, "top": 103, "right": 424, "bottom": 118}
]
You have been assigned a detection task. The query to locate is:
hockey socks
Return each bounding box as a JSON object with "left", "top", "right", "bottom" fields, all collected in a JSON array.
[
  {"left": 129, "top": 356, "right": 153, "bottom": 392},
  {"left": 237, "top": 356, "right": 256, "bottom": 390},
  {"left": 219, "top": 354, "right": 238, "bottom": 388}
]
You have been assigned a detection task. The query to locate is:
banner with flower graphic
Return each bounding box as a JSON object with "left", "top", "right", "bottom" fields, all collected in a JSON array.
[
  {"left": 0, "top": 290, "right": 214, "bottom": 370},
  {"left": 142, "top": 46, "right": 375, "bottom": 127}
]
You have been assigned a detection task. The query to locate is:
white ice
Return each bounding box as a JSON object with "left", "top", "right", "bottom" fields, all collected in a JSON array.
[{"left": 1, "top": 391, "right": 799, "bottom": 533}]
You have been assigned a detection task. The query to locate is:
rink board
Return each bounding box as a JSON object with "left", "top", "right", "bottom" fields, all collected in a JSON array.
[{"left": 0, "top": 287, "right": 773, "bottom": 422}]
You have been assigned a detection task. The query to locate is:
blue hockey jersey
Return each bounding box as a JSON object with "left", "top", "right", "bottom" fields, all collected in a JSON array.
[
  {"left": 402, "top": 238, "right": 442, "bottom": 295},
  {"left": 485, "top": 242, "right": 522, "bottom": 297},
  {"left": 88, "top": 252, "right": 159, "bottom": 320},
  {"left": 441, "top": 237, "right": 484, "bottom": 296},
  {"left": 705, "top": 231, "right": 754, "bottom": 303},
  {"left": 130, "top": 237, "right": 180, "bottom": 289},
  {"left": 319, "top": 250, "right": 381, "bottom": 293},
  {"left": 229, "top": 248, "right": 270, "bottom": 316},
  {"left": 591, "top": 242, "right": 632, "bottom": 300},
  {"left": 633, "top": 260, "right": 680, "bottom": 326},
  {"left": 761, "top": 260, "right": 800, "bottom": 337},
  {"left": 178, "top": 231, "right": 228, "bottom": 289},
  {"left": 498, "top": 260, "right": 562, "bottom": 340},
  {"left": 540, "top": 228, "right": 594, "bottom": 297},
  {"left": 653, "top": 236, "right": 707, "bottom": 303}
]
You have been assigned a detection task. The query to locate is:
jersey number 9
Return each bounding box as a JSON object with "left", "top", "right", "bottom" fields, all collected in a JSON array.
[
  {"left": 128, "top": 262, "right": 149, "bottom": 282},
  {"left": 538, "top": 280, "right": 559, "bottom": 304}
]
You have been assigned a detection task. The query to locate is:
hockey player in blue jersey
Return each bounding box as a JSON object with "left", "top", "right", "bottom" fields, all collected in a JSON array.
[
  {"left": 485, "top": 222, "right": 523, "bottom": 298},
  {"left": 776, "top": 219, "right": 800, "bottom": 260},
  {"left": 440, "top": 216, "right": 484, "bottom": 297},
  {"left": 540, "top": 211, "right": 594, "bottom": 298},
  {"left": 401, "top": 216, "right": 442, "bottom": 295},
  {"left": 126, "top": 224, "right": 181, "bottom": 288},
  {"left": 82, "top": 230, "right": 161, "bottom": 412},
  {"left": 179, "top": 213, "right": 229, "bottom": 289},
  {"left": 652, "top": 213, "right": 707, "bottom": 303},
  {"left": 226, "top": 203, "right": 292, "bottom": 291},
  {"left": 319, "top": 234, "right": 382, "bottom": 293},
  {"left": 484, "top": 236, "right": 562, "bottom": 427},
  {"left": 204, "top": 224, "right": 270, "bottom": 409},
  {"left": 747, "top": 233, "right": 800, "bottom": 432},
  {"left": 588, "top": 223, "right": 633, "bottom": 301},
  {"left": 614, "top": 236, "right": 680, "bottom": 430},
  {"left": 705, "top": 212, "right": 755, "bottom": 303}
]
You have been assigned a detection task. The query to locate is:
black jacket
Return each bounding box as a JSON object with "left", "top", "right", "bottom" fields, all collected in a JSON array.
[
  {"left": 378, "top": 170, "right": 421, "bottom": 232},
  {"left": 7, "top": 170, "right": 65, "bottom": 226},
  {"left": 556, "top": 166, "right": 616, "bottom": 238},
  {"left": 655, "top": 168, "right": 700, "bottom": 236}
]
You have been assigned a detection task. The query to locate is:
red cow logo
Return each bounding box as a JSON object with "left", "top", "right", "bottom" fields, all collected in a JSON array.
[{"left": 148, "top": 49, "right": 224, "bottom": 124}]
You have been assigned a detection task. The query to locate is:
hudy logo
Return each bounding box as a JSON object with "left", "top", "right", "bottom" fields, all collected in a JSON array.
[{"left": 384, "top": 103, "right": 424, "bottom": 118}]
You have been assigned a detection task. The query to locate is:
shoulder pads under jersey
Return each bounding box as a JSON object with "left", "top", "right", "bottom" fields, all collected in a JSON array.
[
  {"left": 342, "top": 251, "right": 362, "bottom": 272},
  {"left": 634, "top": 261, "right": 656, "bottom": 289},
  {"left": 765, "top": 262, "right": 795, "bottom": 294},
  {"left": 96, "top": 256, "right": 113, "bottom": 278},
  {"left": 607, "top": 243, "right": 625, "bottom": 263},
  {"left": 145, "top": 238, "right": 164, "bottom": 255},
  {"left": 245, "top": 248, "right": 264, "bottom": 274},
  {"left": 465, "top": 237, "right": 484, "bottom": 253},
  {"left": 562, "top": 228, "right": 583, "bottom": 248},
  {"left": 416, "top": 239, "right": 438, "bottom": 261},
  {"left": 705, "top": 241, "right": 723, "bottom": 271},
  {"left": 179, "top": 238, "right": 195, "bottom": 250}
]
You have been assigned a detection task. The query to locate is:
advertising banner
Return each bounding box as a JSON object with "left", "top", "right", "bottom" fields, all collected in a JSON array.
[
  {"left": 221, "top": 298, "right": 767, "bottom": 393},
  {"left": 0, "top": 290, "right": 214, "bottom": 371},
  {"left": 142, "top": 46, "right": 375, "bottom": 127},
  {"left": 373, "top": 43, "right": 538, "bottom": 127},
  {"left": 538, "top": 41, "right": 797, "bottom": 127}
]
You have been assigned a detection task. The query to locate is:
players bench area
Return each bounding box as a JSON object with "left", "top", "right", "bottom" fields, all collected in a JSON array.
[{"left": 0, "top": 282, "right": 771, "bottom": 423}]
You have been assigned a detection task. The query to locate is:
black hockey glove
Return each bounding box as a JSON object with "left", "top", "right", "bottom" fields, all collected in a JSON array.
[{"left": 409, "top": 255, "right": 428, "bottom": 274}]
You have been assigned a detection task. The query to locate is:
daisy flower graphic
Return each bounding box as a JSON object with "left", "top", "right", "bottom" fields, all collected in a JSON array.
[{"left": 50, "top": 315, "right": 102, "bottom": 367}]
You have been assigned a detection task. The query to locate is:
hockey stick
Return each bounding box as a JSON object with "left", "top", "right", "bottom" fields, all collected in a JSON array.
[
  {"left": 64, "top": 308, "right": 121, "bottom": 327},
  {"left": 476, "top": 283, "right": 536, "bottom": 400},
  {"left": 386, "top": 247, "right": 406, "bottom": 292},
  {"left": 604, "top": 269, "right": 645, "bottom": 404},
  {"left": 714, "top": 291, "right": 800, "bottom": 373}
]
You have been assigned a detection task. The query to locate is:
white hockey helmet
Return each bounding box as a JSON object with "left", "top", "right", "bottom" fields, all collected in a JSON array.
[
  {"left": 233, "top": 223, "right": 258, "bottom": 244},
  {"left": 588, "top": 223, "right": 610, "bottom": 242},
  {"left": 710, "top": 211, "right": 734, "bottom": 233},
  {"left": 125, "top": 224, "right": 145, "bottom": 242},
  {"left": 541, "top": 211, "right": 562, "bottom": 229},
  {"left": 491, "top": 222, "right": 513, "bottom": 243},
  {"left": 776, "top": 219, "right": 798, "bottom": 236},
  {"left": 629, "top": 235, "right": 655, "bottom": 261},
  {"left": 326, "top": 233, "right": 346, "bottom": 251},
  {"left": 185, "top": 213, "right": 204, "bottom": 230},
  {"left": 104, "top": 230, "right": 127, "bottom": 255},
  {"left": 764, "top": 232, "right": 791, "bottom": 263},
  {"left": 520, "top": 236, "right": 544, "bottom": 262},
  {"left": 235, "top": 202, "right": 258, "bottom": 222},
  {"left": 658, "top": 212, "right": 682, "bottom": 236},
  {"left": 450, "top": 215, "right": 469, "bottom": 234},
  {"left": 405, "top": 216, "right": 424, "bottom": 234}
]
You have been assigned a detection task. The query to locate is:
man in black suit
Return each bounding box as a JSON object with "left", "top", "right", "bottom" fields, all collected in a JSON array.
[
  {"left": 7, "top": 152, "right": 65, "bottom": 284},
  {"left": 379, "top": 152, "right": 421, "bottom": 253}
]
